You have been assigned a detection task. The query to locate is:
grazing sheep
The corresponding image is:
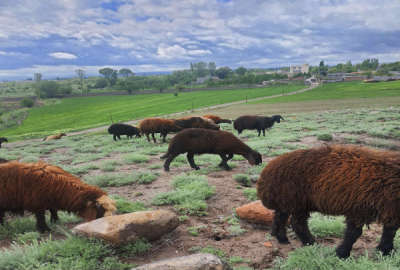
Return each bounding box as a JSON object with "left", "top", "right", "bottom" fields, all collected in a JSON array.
[
  {"left": 233, "top": 115, "right": 284, "bottom": 136},
  {"left": 0, "top": 161, "right": 116, "bottom": 232},
  {"left": 139, "top": 118, "right": 183, "bottom": 143},
  {"left": 43, "top": 133, "right": 67, "bottom": 141},
  {"left": 257, "top": 144, "right": 400, "bottom": 258},
  {"left": 0, "top": 137, "right": 8, "bottom": 148},
  {"left": 202, "top": 114, "right": 232, "bottom": 124},
  {"left": 175, "top": 116, "right": 220, "bottom": 130},
  {"left": 108, "top": 123, "right": 141, "bottom": 141},
  {"left": 161, "top": 128, "right": 262, "bottom": 171}
]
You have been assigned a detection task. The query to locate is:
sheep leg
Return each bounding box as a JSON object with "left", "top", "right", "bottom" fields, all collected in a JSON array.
[
  {"left": 0, "top": 210, "right": 4, "bottom": 225},
  {"left": 35, "top": 210, "right": 51, "bottom": 232},
  {"left": 117, "top": 134, "right": 121, "bottom": 140},
  {"left": 218, "top": 154, "right": 232, "bottom": 170},
  {"left": 290, "top": 213, "right": 315, "bottom": 246},
  {"left": 262, "top": 129, "right": 265, "bottom": 136},
  {"left": 164, "top": 153, "right": 178, "bottom": 171},
  {"left": 377, "top": 225, "right": 399, "bottom": 255},
  {"left": 50, "top": 209, "right": 59, "bottom": 223},
  {"left": 113, "top": 135, "right": 117, "bottom": 141},
  {"left": 271, "top": 211, "right": 290, "bottom": 244},
  {"left": 257, "top": 129, "right": 261, "bottom": 137},
  {"left": 151, "top": 133, "right": 156, "bottom": 143},
  {"left": 145, "top": 133, "right": 151, "bottom": 142},
  {"left": 161, "top": 132, "right": 167, "bottom": 143},
  {"left": 335, "top": 219, "right": 363, "bottom": 258},
  {"left": 187, "top": 153, "right": 200, "bottom": 170}
]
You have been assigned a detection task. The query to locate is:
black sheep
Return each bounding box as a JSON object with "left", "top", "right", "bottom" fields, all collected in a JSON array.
[
  {"left": 108, "top": 123, "right": 141, "bottom": 141},
  {"left": 233, "top": 115, "right": 284, "bottom": 136},
  {"left": 0, "top": 137, "right": 8, "bottom": 148}
]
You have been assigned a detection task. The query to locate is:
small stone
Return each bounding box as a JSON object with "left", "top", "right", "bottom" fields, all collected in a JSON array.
[
  {"left": 263, "top": 241, "right": 273, "bottom": 248},
  {"left": 235, "top": 200, "right": 274, "bottom": 225},
  {"left": 132, "top": 253, "right": 232, "bottom": 270}
]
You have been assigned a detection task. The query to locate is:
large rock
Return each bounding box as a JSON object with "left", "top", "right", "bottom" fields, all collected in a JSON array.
[
  {"left": 235, "top": 200, "right": 274, "bottom": 225},
  {"left": 72, "top": 210, "right": 179, "bottom": 245},
  {"left": 132, "top": 253, "right": 232, "bottom": 270}
]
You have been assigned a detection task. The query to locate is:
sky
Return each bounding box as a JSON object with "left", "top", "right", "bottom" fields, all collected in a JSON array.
[{"left": 0, "top": 0, "right": 399, "bottom": 80}]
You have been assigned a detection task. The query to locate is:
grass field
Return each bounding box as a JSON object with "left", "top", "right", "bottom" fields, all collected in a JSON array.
[
  {"left": 0, "top": 104, "right": 400, "bottom": 269},
  {"left": 1, "top": 84, "right": 304, "bottom": 139},
  {"left": 253, "top": 80, "right": 400, "bottom": 104}
]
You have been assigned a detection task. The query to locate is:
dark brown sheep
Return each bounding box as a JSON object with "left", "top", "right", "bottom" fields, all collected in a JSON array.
[
  {"left": 43, "top": 133, "right": 67, "bottom": 141},
  {"left": 202, "top": 114, "right": 232, "bottom": 124},
  {"left": 0, "top": 161, "right": 116, "bottom": 232},
  {"left": 175, "top": 116, "right": 220, "bottom": 130},
  {"left": 108, "top": 123, "right": 141, "bottom": 141},
  {"left": 161, "top": 128, "right": 262, "bottom": 171},
  {"left": 233, "top": 115, "right": 284, "bottom": 136},
  {"left": 139, "top": 118, "right": 183, "bottom": 143},
  {"left": 257, "top": 144, "right": 400, "bottom": 258}
]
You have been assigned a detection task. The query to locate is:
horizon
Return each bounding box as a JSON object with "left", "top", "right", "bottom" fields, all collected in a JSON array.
[{"left": 1, "top": 0, "right": 399, "bottom": 81}]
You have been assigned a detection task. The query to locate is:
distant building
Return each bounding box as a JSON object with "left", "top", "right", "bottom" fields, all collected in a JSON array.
[{"left": 290, "top": 64, "right": 309, "bottom": 74}]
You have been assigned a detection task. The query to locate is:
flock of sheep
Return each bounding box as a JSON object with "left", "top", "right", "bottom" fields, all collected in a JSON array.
[{"left": 1, "top": 112, "right": 400, "bottom": 260}]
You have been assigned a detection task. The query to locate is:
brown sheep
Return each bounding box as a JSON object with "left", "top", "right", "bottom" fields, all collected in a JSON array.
[
  {"left": 175, "top": 116, "right": 220, "bottom": 130},
  {"left": 257, "top": 144, "right": 400, "bottom": 258},
  {"left": 43, "top": 133, "right": 67, "bottom": 141},
  {"left": 139, "top": 118, "right": 183, "bottom": 143},
  {"left": 161, "top": 128, "right": 262, "bottom": 171},
  {"left": 202, "top": 114, "right": 232, "bottom": 124},
  {"left": 0, "top": 161, "right": 116, "bottom": 232}
]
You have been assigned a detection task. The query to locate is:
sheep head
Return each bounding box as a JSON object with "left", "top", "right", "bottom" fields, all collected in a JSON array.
[
  {"left": 245, "top": 150, "right": 262, "bottom": 165},
  {"left": 80, "top": 195, "right": 117, "bottom": 221},
  {"left": 272, "top": 115, "right": 284, "bottom": 123}
]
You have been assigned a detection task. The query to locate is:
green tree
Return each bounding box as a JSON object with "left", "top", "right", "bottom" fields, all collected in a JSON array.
[
  {"left": 99, "top": 68, "right": 118, "bottom": 86},
  {"left": 235, "top": 66, "right": 247, "bottom": 76},
  {"left": 35, "top": 81, "right": 59, "bottom": 98},
  {"left": 119, "top": 68, "right": 134, "bottom": 78},
  {"left": 344, "top": 60, "right": 354, "bottom": 73},
  {"left": 208, "top": 62, "right": 216, "bottom": 76},
  {"left": 34, "top": 73, "right": 42, "bottom": 99},
  {"left": 215, "top": 67, "right": 233, "bottom": 79},
  {"left": 319, "top": 61, "right": 328, "bottom": 76},
  {"left": 75, "top": 69, "right": 86, "bottom": 95},
  {"left": 94, "top": 77, "right": 108, "bottom": 88}
]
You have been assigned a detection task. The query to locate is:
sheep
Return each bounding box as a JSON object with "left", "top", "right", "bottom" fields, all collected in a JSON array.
[
  {"left": 139, "top": 118, "right": 183, "bottom": 143},
  {"left": 108, "top": 123, "right": 141, "bottom": 141},
  {"left": 0, "top": 161, "right": 116, "bottom": 232},
  {"left": 161, "top": 128, "right": 262, "bottom": 171},
  {"left": 43, "top": 133, "right": 67, "bottom": 141},
  {"left": 202, "top": 114, "right": 232, "bottom": 124},
  {"left": 233, "top": 115, "right": 284, "bottom": 136},
  {"left": 257, "top": 144, "right": 400, "bottom": 258},
  {"left": 175, "top": 116, "right": 220, "bottom": 130},
  {"left": 0, "top": 137, "right": 8, "bottom": 148}
]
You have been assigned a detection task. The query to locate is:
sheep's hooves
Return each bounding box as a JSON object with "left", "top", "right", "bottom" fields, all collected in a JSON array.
[
  {"left": 335, "top": 247, "right": 351, "bottom": 259},
  {"left": 164, "top": 167, "right": 170, "bottom": 172},
  {"left": 194, "top": 167, "right": 200, "bottom": 170}
]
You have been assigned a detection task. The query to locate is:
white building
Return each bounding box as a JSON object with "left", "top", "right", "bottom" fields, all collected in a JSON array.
[{"left": 290, "top": 64, "right": 309, "bottom": 74}]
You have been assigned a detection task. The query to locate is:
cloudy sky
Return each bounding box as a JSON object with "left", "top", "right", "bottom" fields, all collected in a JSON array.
[{"left": 0, "top": 0, "right": 399, "bottom": 80}]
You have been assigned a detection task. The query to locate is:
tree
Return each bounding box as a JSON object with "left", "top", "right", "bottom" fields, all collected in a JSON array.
[
  {"left": 35, "top": 81, "right": 59, "bottom": 98},
  {"left": 94, "top": 78, "right": 108, "bottom": 88},
  {"left": 34, "top": 73, "right": 42, "bottom": 99},
  {"left": 208, "top": 62, "right": 216, "bottom": 76},
  {"left": 99, "top": 68, "right": 118, "bottom": 86},
  {"left": 215, "top": 67, "right": 233, "bottom": 79},
  {"left": 119, "top": 68, "right": 134, "bottom": 78},
  {"left": 75, "top": 69, "right": 86, "bottom": 95},
  {"left": 319, "top": 61, "right": 327, "bottom": 77},
  {"left": 235, "top": 66, "right": 247, "bottom": 76},
  {"left": 344, "top": 60, "right": 354, "bottom": 73}
]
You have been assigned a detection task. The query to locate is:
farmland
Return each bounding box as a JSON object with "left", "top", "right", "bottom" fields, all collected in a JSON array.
[
  {"left": 0, "top": 84, "right": 304, "bottom": 140},
  {"left": 1, "top": 89, "right": 400, "bottom": 268}
]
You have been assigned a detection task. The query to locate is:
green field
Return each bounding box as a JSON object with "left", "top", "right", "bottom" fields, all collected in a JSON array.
[
  {"left": 1, "top": 84, "right": 304, "bottom": 139},
  {"left": 253, "top": 80, "right": 400, "bottom": 104}
]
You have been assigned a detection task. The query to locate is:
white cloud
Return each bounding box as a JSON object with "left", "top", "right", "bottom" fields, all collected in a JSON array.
[
  {"left": 49, "top": 52, "right": 78, "bottom": 59},
  {"left": 157, "top": 44, "right": 187, "bottom": 59}
]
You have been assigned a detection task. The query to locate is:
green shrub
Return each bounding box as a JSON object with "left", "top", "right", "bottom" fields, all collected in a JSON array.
[
  {"left": 243, "top": 188, "right": 257, "bottom": 201},
  {"left": 110, "top": 195, "right": 148, "bottom": 214},
  {"left": 20, "top": 97, "right": 34, "bottom": 108},
  {"left": 233, "top": 174, "right": 252, "bottom": 187}
]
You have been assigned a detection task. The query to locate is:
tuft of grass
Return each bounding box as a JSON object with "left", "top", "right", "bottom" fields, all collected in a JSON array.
[
  {"left": 152, "top": 173, "right": 216, "bottom": 216},
  {"left": 100, "top": 160, "right": 122, "bottom": 172},
  {"left": 243, "top": 188, "right": 258, "bottom": 201},
  {"left": 110, "top": 195, "right": 148, "bottom": 214},
  {"left": 189, "top": 245, "right": 227, "bottom": 260},
  {"left": 317, "top": 133, "right": 333, "bottom": 141},
  {"left": 0, "top": 235, "right": 133, "bottom": 270},
  {"left": 308, "top": 213, "right": 345, "bottom": 238},
  {"left": 123, "top": 153, "right": 149, "bottom": 164},
  {"left": 134, "top": 171, "right": 159, "bottom": 184},
  {"left": 233, "top": 174, "right": 252, "bottom": 187},
  {"left": 115, "top": 238, "right": 152, "bottom": 258},
  {"left": 14, "top": 231, "right": 41, "bottom": 245}
]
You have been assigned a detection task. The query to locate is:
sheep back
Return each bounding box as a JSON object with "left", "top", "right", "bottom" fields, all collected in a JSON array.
[
  {"left": 175, "top": 117, "right": 220, "bottom": 130},
  {"left": 257, "top": 145, "right": 400, "bottom": 226},
  {"left": 202, "top": 114, "right": 232, "bottom": 124},
  {"left": 139, "top": 118, "right": 182, "bottom": 134}
]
